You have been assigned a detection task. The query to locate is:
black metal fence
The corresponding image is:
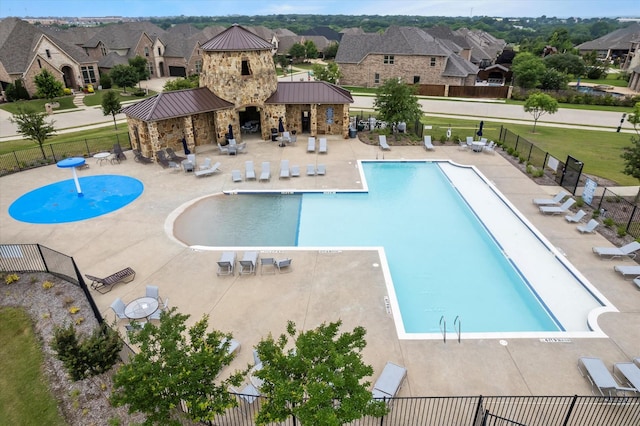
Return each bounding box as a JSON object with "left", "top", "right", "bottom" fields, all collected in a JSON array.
[
  {"left": 0, "top": 132, "right": 131, "bottom": 176},
  {"left": 589, "top": 187, "right": 640, "bottom": 239},
  {"left": 498, "top": 126, "right": 550, "bottom": 170}
]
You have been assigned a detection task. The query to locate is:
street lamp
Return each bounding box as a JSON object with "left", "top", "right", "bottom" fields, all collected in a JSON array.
[{"left": 289, "top": 58, "right": 293, "bottom": 81}]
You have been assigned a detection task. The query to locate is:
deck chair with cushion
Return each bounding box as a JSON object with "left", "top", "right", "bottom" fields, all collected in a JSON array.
[
  {"left": 291, "top": 165, "right": 300, "bottom": 177},
  {"left": 260, "top": 257, "right": 276, "bottom": 274},
  {"left": 578, "top": 357, "right": 636, "bottom": 396},
  {"left": 539, "top": 198, "right": 575, "bottom": 215},
  {"left": 423, "top": 135, "right": 435, "bottom": 150},
  {"left": 245, "top": 161, "right": 256, "bottom": 180},
  {"left": 110, "top": 297, "right": 128, "bottom": 320},
  {"left": 156, "top": 150, "right": 179, "bottom": 169},
  {"left": 533, "top": 190, "right": 569, "bottom": 206},
  {"left": 319, "top": 138, "right": 328, "bottom": 153},
  {"left": 577, "top": 219, "right": 599, "bottom": 234},
  {"left": 379, "top": 135, "right": 390, "bottom": 150},
  {"left": 316, "top": 164, "right": 326, "bottom": 176},
  {"left": 239, "top": 251, "right": 259, "bottom": 275},
  {"left": 372, "top": 362, "right": 407, "bottom": 400},
  {"left": 307, "top": 137, "right": 316, "bottom": 153},
  {"left": 593, "top": 241, "right": 640, "bottom": 260},
  {"left": 232, "top": 169, "right": 242, "bottom": 182},
  {"left": 194, "top": 161, "right": 221, "bottom": 177},
  {"left": 279, "top": 160, "right": 290, "bottom": 179},
  {"left": 85, "top": 267, "right": 136, "bottom": 294},
  {"left": 166, "top": 147, "right": 186, "bottom": 162},
  {"left": 275, "top": 258, "right": 292, "bottom": 273},
  {"left": 613, "top": 362, "right": 640, "bottom": 393},
  {"left": 259, "top": 162, "right": 271, "bottom": 181},
  {"left": 306, "top": 164, "right": 316, "bottom": 176},
  {"left": 565, "top": 209, "right": 586, "bottom": 223},
  {"left": 133, "top": 149, "right": 153, "bottom": 164},
  {"left": 198, "top": 158, "right": 211, "bottom": 170},
  {"left": 613, "top": 264, "right": 640, "bottom": 279},
  {"left": 217, "top": 251, "right": 236, "bottom": 276}
]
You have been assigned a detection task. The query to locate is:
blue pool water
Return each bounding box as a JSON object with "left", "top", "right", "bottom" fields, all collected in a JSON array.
[
  {"left": 9, "top": 175, "right": 144, "bottom": 224},
  {"left": 175, "top": 162, "right": 564, "bottom": 334}
]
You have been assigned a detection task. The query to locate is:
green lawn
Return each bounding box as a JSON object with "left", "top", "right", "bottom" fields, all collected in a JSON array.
[
  {"left": 0, "top": 97, "right": 77, "bottom": 114},
  {"left": 0, "top": 127, "right": 129, "bottom": 155},
  {"left": 575, "top": 72, "right": 629, "bottom": 88},
  {"left": 0, "top": 307, "right": 66, "bottom": 426}
]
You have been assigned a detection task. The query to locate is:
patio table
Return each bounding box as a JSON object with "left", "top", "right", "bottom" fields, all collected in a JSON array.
[{"left": 125, "top": 296, "right": 159, "bottom": 320}]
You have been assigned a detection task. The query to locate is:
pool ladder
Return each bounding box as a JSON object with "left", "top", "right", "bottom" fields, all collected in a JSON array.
[{"left": 439, "top": 315, "right": 461, "bottom": 343}]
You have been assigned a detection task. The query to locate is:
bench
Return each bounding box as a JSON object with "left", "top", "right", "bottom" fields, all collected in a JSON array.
[{"left": 85, "top": 267, "right": 136, "bottom": 294}]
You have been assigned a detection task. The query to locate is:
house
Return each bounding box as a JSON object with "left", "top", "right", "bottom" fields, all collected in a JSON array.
[
  {"left": 335, "top": 26, "right": 478, "bottom": 88},
  {"left": 122, "top": 24, "right": 353, "bottom": 159},
  {"left": 626, "top": 37, "right": 640, "bottom": 92},
  {"left": 0, "top": 17, "right": 100, "bottom": 96},
  {"left": 454, "top": 28, "right": 506, "bottom": 68},
  {"left": 576, "top": 22, "right": 640, "bottom": 68},
  {"left": 302, "top": 26, "right": 342, "bottom": 42},
  {"left": 276, "top": 34, "right": 334, "bottom": 58}
]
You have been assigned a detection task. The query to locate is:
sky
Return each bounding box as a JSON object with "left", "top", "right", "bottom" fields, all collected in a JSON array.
[{"left": 0, "top": 0, "right": 638, "bottom": 19}]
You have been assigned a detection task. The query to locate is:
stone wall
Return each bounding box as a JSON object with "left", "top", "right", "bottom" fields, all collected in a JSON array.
[
  {"left": 316, "top": 104, "right": 349, "bottom": 137},
  {"left": 23, "top": 58, "right": 64, "bottom": 97}
]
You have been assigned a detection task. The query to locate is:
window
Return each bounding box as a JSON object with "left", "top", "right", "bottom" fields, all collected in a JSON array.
[
  {"left": 430, "top": 57, "right": 436, "bottom": 67},
  {"left": 144, "top": 47, "right": 149, "bottom": 57},
  {"left": 37, "top": 59, "right": 42, "bottom": 68},
  {"left": 374, "top": 73, "right": 380, "bottom": 84},
  {"left": 413, "top": 76, "right": 420, "bottom": 84},
  {"left": 147, "top": 62, "right": 154, "bottom": 76},
  {"left": 45, "top": 49, "right": 51, "bottom": 59},
  {"left": 157, "top": 47, "right": 162, "bottom": 55},
  {"left": 100, "top": 45, "right": 107, "bottom": 56},
  {"left": 195, "top": 60, "right": 202, "bottom": 74},
  {"left": 241, "top": 59, "right": 251, "bottom": 76},
  {"left": 81, "top": 66, "right": 97, "bottom": 84},
  {"left": 383, "top": 55, "right": 394, "bottom": 64}
]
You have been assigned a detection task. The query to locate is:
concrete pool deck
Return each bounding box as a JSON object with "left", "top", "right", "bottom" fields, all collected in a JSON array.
[{"left": 1, "top": 135, "right": 639, "bottom": 397}]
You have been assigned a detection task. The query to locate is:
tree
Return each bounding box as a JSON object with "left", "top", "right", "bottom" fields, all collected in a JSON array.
[
  {"left": 128, "top": 55, "right": 150, "bottom": 85},
  {"left": 111, "top": 308, "right": 245, "bottom": 425},
  {"left": 34, "top": 69, "right": 64, "bottom": 100},
  {"left": 254, "top": 320, "right": 387, "bottom": 425},
  {"left": 373, "top": 79, "right": 423, "bottom": 134},
  {"left": 9, "top": 107, "right": 56, "bottom": 158},
  {"left": 163, "top": 76, "right": 199, "bottom": 91},
  {"left": 323, "top": 42, "right": 339, "bottom": 59},
  {"left": 289, "top": 43, "right": 306, "bottom": 61},
  {"left": 621, "top": 102, "right": 640, "bottom": 203},
  {"left": 109, "top": 64, "right": 139, "bottom": 93},
  {"left": 101, "top": 90, "right": 122, "bottom": 129},
  {"left": 511, "top": 52, "right": 546, "bottom": 89},
  {"left": 539, "top": 69, "right": 569, "bottom": 90},
  {"left": 312, "top": 62, "right": 342, "bottom": 84},
  {"left": 523, "top": 92, "right": 559, "bottom": 132},
  {"left": 543, "top": 53, "right": 585, "bottom": 76},
  {"left": 304, "top": 40, "right": 318, "bottom": 59}
]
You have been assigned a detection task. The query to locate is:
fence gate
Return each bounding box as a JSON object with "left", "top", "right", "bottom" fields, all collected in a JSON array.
[
  {"left": 481, "top": 411, "right": 528, "bottom": 426},
  {"left": 557, "top": 155, "right": 583, "bottom": 195}
]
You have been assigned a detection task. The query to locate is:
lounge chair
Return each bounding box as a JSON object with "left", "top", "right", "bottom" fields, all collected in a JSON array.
[
  {"left": 319, "top": 138, "right": 327, "bottom": 153},
  {"left": 533, "top": 190, "right": 569, "bottom": 206},
  {"left": 85, "top": 267, "right": 136, "bottom": 294},
  {"left": 133, "top": 149, "right": 153, "bottom": 164},
  {"left": 110, "top": 297, "right": 128, "bottom": 320},
  {"left": 259, "top": 162, "right": 271, "bottom": 181},
  {"left": 149, "top": 298, "right": 169, "bottom": 321},
  {"left": 593, "top": 241, "right": 640, "bottom": 260},
  {"left": 198, "top": 158, "right": 211, "bottom": 170},
  {"left": 182, "top": 159, "right": 194, "bottom": 173},
  {"left": 634, "top": 278, "right": 640, "bottom": 289},
  {"left": 235, "top": 142, "right": 247, "bottom": 154},
  {"left": 245, "top": 161, "right": 256, "bottom": 180},
  {"left": 156, "top": 150, "right": 179, "bottom": 169},
  {"left": 291, "top": 165, "right": 300, "bottom": 177},
  {"left": 217, "top": 143, "right": 229, "bottom": 154},
  {"left": 578, "top": 357, "right": 635, "bottom": 396},
  {"left": 613, "top": 362, "right": 640, "bottom": 393},
  {"left": 372, "top": 362, "right": 407, "bottom": 400},
  {"left": 217, "top": 251, "right": 236, "bottom": 276},
  {"left": 577, "top": 219, "right": 599, "bottom": 234},
  {"left": 423, "top": 135, "right": 434, "bottom": 150},
  {"left": 235, "top": 383, "right": 261, "bottom": 405},
  {"left": 379, "top": 135, "right": 390, "bottom": 150},
  {"left": 194, "top": 161, "right": 221, "bottom": 177},
  {"left": 260, "top": 257, "right": 276, "bottom": 274},
  {"left": 307, "top": 137, "right": 316, "bottom": 153},
  {"left": 166, "top": 147, "right": 186, "bottom": 162},
  {"left": 316, "top": 164, "right": 326, "bottom": 176},
  {"left": 239, "top": 251, "right": 259, "bottom": 275},
  {"left": 275, "top": 258, "right": 292, "bottom": 273},
  {"left": 539, "top": 198, "right": 575, "bottom": 215},
  {"left": 306, "top": 164, "right": 316, "bottom": 176},
  {"left": 113, "top": 143, "right": 127, "bottom": 161},
  {"left": 232, "top": 169, "right": 242, "bottom": 182},
  {"left": 613, "top": 264, "right": 640, "bottom": 279},
  {"left": 565, "top": 209, "right": 586, "bottom": 223},
  {"left": 279, "top": 160, "right": 290, "bottom": 179}
]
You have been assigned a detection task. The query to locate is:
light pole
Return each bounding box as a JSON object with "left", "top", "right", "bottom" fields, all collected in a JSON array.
[{"left": 290, "top": 58, "right": 293, "bottom": 81}]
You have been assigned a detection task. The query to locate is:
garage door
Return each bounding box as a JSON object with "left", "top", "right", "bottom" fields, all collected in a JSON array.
[{"left": 168, "top": 66, "right": 186, "bottom": 77}]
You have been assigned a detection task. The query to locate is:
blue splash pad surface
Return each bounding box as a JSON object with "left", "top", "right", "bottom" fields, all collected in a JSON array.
[{"left": 9, "top": 175, "right": 144, "bottom": 224}]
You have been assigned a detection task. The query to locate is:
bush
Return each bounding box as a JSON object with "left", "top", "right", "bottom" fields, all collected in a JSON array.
[
  {"left": 617, "top": 226, "right": 627, "bottom": 237},
  {"left": 603, "top": 218, "right": 615, "bottom": 227},
  {"left": 576, "top": 198, "right": 585, "bottom": 208},
  {"left": 100, "top": 73, "right": 112, "bottom": 89}
]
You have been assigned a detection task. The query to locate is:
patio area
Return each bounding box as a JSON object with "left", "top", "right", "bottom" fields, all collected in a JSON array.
[{"left": 1, "top": 134, "right": 639, "bottom": 397}]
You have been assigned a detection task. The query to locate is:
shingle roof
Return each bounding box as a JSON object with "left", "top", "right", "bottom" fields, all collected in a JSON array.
[
  {"left": 201, "top": 24, "right": 273, "bottom": 52},
  {"left": 577, "top": 22, "right": 640, "bottom": 51},
  {"left": 83, "top": 21, "right": 165, "bottom": 51},
  {"left": 302, "top": 26, "right": 341, "bottom": 42},
  {"left": 265, "top": 81, "right": 353, "bottom": 105},
  {"left": 442, "top": 54, "right": 479, "bottom": 77},
  {"left": 121, "top": 87, "right": 234, "bottom": 122}
]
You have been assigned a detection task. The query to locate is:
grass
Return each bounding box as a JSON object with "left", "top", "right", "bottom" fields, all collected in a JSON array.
[
  {"left": 83, "top": 88, "right": 154, "bottom": 107},
  {"left": 574, "top": 73, "right": 629, "bottom": 88},
  {"left": 0, "top": 307, "right": 66, "bottom": 426},
  {"left": 0, "top": 96, "right": 77, "bottom": 114},
  {"left": 0, "top": 127, "right": 129, "bottom": 154}
]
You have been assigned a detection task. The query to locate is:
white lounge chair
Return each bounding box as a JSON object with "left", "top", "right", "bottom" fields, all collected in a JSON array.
[
  {"left": 633, "top": 278, "right": 640, "bottom": 289},
  {"left": 316, "top": 164, "right": 326, "bottom": 175},
  {"left": 319, "top": 138, "right": 327, "bottom": 153},
  {"left": 291, "top": 165, "right": 300, "bottom": 177},
  {"left": 423, "top": 135, "right": 434, "bottom": 150},
  {"left": 245, "top": 161, "right": 256, "bottom": 180},
  {"left": 217, "top": 251, "right": 236, "bottom": 276},
  {"left": 306, "top": 164, "right": 316, "bottom": 176},
  {"left": 194, "top": 161, "right": 221, "bottom": 177},
  {"left": 279, "top": 160, "right": 290, "bottom": 179},
  {"left": 259, "top": 162, "right": 271, "bottom": 181},
  {"left": 577, "top": 219, "right": 599, "bottom": 234},
  {"left": 578, "top": 357, "right": 635, "bottom": 397},
  {"left": 372, "top": 362, "right": 407, "bottom": 400},
  {"left": 275, "top": 258, "right": 292, "bottom": 273},
  {"left": 217, "top": 143, "right": 229, "bottom": 155},
  {"left": 593, "top": 241, "right": 640, "bottom": 260},
  {"left": 565, "top": 209, "right": 586, "bottom": 223},
  {"left": 231, "top": 169, "right": 242, "bottom": 182},
  {"left": 239, "top": 251, "right": 259, "bottom": 275},
  {"left": 614, "top": 264, "right": 640, "bottom": 279},
  {"left": 613, "top": 362, "right": 640, "bottom": 393},
  {"left": 539, "top": 198, "right": 575, "bottom": 215},
  {"left": 533, "top": 190, "right": 569, "bottom": 206},
  {"left": 198, "top": 158, "right": 211, "bottom": 170},
  {"left": 307, "top": 137, "right": 316, "bottom": 153},
  {"left": 379, "top": 135, "right": 390, "bottom": 150},
  {"left": 220, "top": 337, "right": 241, "bottom": 355}
]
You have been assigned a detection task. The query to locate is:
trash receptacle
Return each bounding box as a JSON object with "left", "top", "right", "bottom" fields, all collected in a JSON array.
[
  {"left": 271, "top": 128, "right": 278, "bottom": 142},
  {"left": 349, "top": 128, "right": 357, "bottom": 138}
]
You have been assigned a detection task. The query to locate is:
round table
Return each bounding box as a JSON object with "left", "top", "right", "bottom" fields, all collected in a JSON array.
[
  {"left": 124, "top": 297, "right": 159, "bottom": 320},
  {"left": 56, "top": 157, "right": 86, "bottom": 197},
  {"left": 93, "top": 152, "right": 111, "bottom": 165}
]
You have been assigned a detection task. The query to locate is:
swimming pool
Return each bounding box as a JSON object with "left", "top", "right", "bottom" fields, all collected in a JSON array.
[{"left": 172, "top": 161, "right": 615, "bottom": 338}]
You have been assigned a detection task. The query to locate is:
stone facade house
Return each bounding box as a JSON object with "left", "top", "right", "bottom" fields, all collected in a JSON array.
[
  {"left": 335, "top": 26, "right": 478, "bottom": 88},
  {"left": 122, "top": 25, "right": 353, "bottom": 159},
  {"left": 576, "top": 22, "right": 640, "bottom": 68}
]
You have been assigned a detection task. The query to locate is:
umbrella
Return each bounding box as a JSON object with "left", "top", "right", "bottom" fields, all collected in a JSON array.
[
  {"left": 228, "top": 124, "right": 234, "bottom": 141},
  {"left": 181, "top": 136, "right": 190, "bottom": 155},
  {"left": 278, "top": 117, "right": 285, "bottom": 134},
  {"left": 476, "top": 120, "right": 484, "bottom": 137}
]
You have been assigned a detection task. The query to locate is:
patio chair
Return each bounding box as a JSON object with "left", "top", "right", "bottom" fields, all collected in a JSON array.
[
  {"left": 577, "top": 219, "right": 599, "bottom": 234},
  {"left": 145, "top": 285, "right": 162, "bottom": 303},
  {"left": 182, "top": 159, "right": 194, "bottom": 173},
  {"left": 156, "top": 150, "right": 179, "bottom": 169},
  {"left": 372, "top": 362, "right": 407, "bottom": 400},
  {"left": 423, "top": 135, "right": 435, "bottom": 150},
  {"left": 217, "top": 143, "right": 229, "bottom": 154},
  {"left": 593, "top": 241, "right": 640, "bottom": 260},
  {"left": 379, "top": 135, "right": 390, "bottom": 150},
  {"left": 112, "top": 143, "right": 127, "bottom": 161},
  {"left": 259, "top": 162, "right": 271, "bottom": 181},
  {"left": 239, "top": 251, "right": 259, "bottom": 275},
  {"left": 85, "top": 267, "right": 136, "bottom": 294},
  {"left": 291, "top": 165, "right": 300, "bottom": 177},
  {"left": 613, "top": 264, "right": 640, "bottom": 279},
  {"left": 166, "top": 147, "right": 186, "bottom": 162},
  {"left": 275, "top": 258, "right": 292, "bottom": 273},
  {"left": 220, "top": 337, "right": 241, "bottom": 355},
  {"left": 236, "top": 142, "right": 247, "bottom": 154},
  {"left": 198, "top": 158, "right": 212, "bottom": 170},
  {"left": 533, "top": 190, "right": 569, "bottom": 206},
  {"left": 260, "top": 257, "right": 276, "bottom": 274},
  {"left": 282, "top": 131, "right": 291, "bottom": 143},
  {"left": 245, "top": 161, "right": 256, "bottom": 180},
  {"left": 110, "top": 297, "right": 128, "bottom": 320},
  {"left": 232, "top": 169, "right": 242, "bottom": 182},
  {"left": 306, "top": 164, "right": 316, "bottom": 176},
  {"left": 319, "top": 138, "right": 328, "bottom": 153},
  {"left": 613, "top": 362, "right": 640, "bottom": 393},
  {"left": 234, "top": 383, "right": 261, "bottom": 405},
  {"left": 539, "top": 198, "right": 575, "bottom": 215},
  {"left": 194, "top": 161, "right": 221, "bottom": 177},
  {"left": 217, "top": 251, "right": 236, "bottom": 276},
  {"left": 565, "top": 209, "right": 586, "bottom": 223},
  {"left": 483, "top": 141, "right": 495, "bottom": 154},
  {"left": 578, "top": 357, "right": 635, "bottom": 397},
  {"left": 149, "top": 298, "right": 169, "bottom": 321},
  {"left": 307, "top": 137, "right": 316, "bottom": 153},
  {"left": 466, "top": 137, "right": 474, "bottom": 149},
  {"left": 133, "top": 149, "right": 153, "bottom": 164},
  {"left": 316, "top": 164, "right": 326, "bottom": 176},
  {"left": 458, "top": 139, "right": 468, "bottom": 151},
  {"left": 279, "top": 160, "right": 290, "bottom": 179}
]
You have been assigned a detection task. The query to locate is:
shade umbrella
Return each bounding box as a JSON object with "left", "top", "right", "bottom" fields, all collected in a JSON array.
[
  {"left": 181, "top": 136, "right": 190, "bottom": 155},
  {"left": 278, "top": 117, "right": 285, "bottom": 134},
  {"left": 228, "top": 124, "right": 234, "bottom": 141},
  {"left": 476, "top": 120, "right": 484, "bottom": 137}
]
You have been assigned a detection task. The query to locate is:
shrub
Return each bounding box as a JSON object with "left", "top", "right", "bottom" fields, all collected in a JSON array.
[
  {"left": 5, "top": 273, "right": 20, "bottom": 284},
  {"left": 617, "top": 226, "right": 627, "bottom": 237},
  {"left": 42, "top": 280, "right": 54, "bottom": 289},
  {"left": 100, "top": 73, "right": 112, "bottom": 89},
  {"left": 603, "top": 218, "right": 615, "bottom": 227},
  {"left": 576, "top": 198, "right": 585, "bottom": 208},
  {"left": 63, "top": 88, "right": 72, "bottom": 95},
  {"left": 532, "top": 168, "right": 544, "bottom": 178},
  {"left": 592, "top": 210, "right": 600, "bottom": 218}
]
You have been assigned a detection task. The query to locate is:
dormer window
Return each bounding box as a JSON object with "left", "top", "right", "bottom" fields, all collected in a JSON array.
[
  {"left": 158, "top": 47, "right": 162, "bottom": 55},
  {"left": 241, "top": 59, "right": 251, "bottom": 76},
  {"left": 45, "top": 49, "right": 51, "bottom": 59}
]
